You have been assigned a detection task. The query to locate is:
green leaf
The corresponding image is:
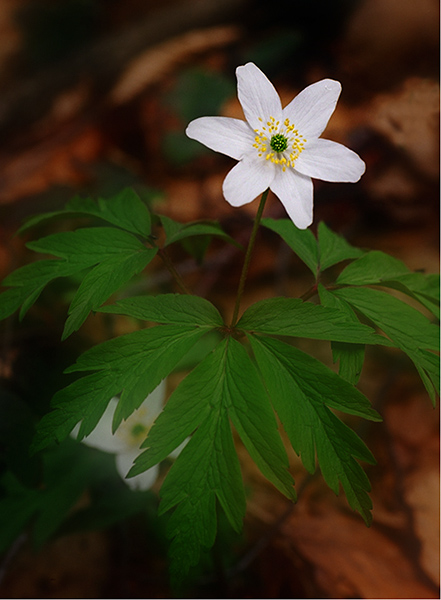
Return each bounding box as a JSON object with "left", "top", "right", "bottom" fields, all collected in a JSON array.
[
  {"left": 99, "top": 294, "right": 223, "bottom": 327},
  {"left": 393, "top": 272, "right": 440, "bottom": 303},
  {"left": 19, "top": 188, "right": 152, "bottom": 238},
  {"left": 0, "top": 286, "right": 43, "bottom": 321},
  {"left": 159, "top": 215, "right": 238, "bottom": 248},
  {"left": 0, "top": 260, "right": 87, "bottom": 320},
  {"left": 31, "top": 325, "right": 208, "bottom": 452},
  {"left": 237, "top": 297, "right": 392, "bottom": 345},
  {"left": 318, "top": 284, "right": 365, "bottom": 384},
  {"left": 249, "top": 334, "right": 378, "bottom": 525},
  {"left": 225, "top": 338, "right": 296, "bottom": 501},
  {"left": 378, "top": 273, "right": 440, "bottom": 318},
  {"left": 333, "top": 287, "right": 439, "bottom": 352},
  {"left": 336, "top": 251, "right": 409, "bottom": 286},
  {"left": 337, "top": 252, "right": 440, "bottom": 318},
  {"left": 148, "top": 340, "right": 246, "bottom": 583},
  {"left": 317, "top": 222, "right": 364, "bottom": 271},
  {"left": 31, "top": 441, "right": 98, "bottom": 547},
  {"left": 132, "top": 342, "right": 228, "bottom": 474},
  {"left": 62, "top": 247, "right": 157, "bottom": 339},
  {"left": 403, "top": 348, "right": 440, "bottom": 406},
  {"left": 2, "top": 227, "right": 158, "bottom": 335},
  {"left": 27, "top": 227, "right": 148, "bottom": 263},
  {"left": 148, "top": 336, "right": 295, "bottom": 584},
  {"left": 261, "top": 218, "right": 318, "bottom": 275},
  {"left": 0, "top": 440, "right": 101, "bottom": 551}
]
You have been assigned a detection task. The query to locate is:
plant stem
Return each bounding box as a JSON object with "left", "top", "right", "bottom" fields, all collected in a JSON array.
[
  {"left": 157, "top": 247, "right": 191, "bottom": 295},
  {"left": 230, "top": 189, "right": 269, "bottom": 327}
]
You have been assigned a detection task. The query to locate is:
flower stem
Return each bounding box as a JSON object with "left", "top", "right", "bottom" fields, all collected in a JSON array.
[{"left": 230, "top": 189, "right": 269, "bottom": 327}]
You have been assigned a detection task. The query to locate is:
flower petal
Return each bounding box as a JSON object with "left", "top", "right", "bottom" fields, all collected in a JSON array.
[
  {"left": 270, "top": 169, "right": 314, "bottom": 229},
  {"left": 223, "top": 156, "right": 275, "bottom": 207},
  {"left": 116, "top": 452, "right": 159, "bottom": 490},
  {"left": 138, "top": 379, "right": 166, "bottom": 423},
  {"left": 283, "top": 79, "right": 341, "bottom": 140},
  {"left": 236, "top": 63, "right": 282, "bottom": 130},
  {"left": 186, "top": 116, "right": 253, "bottom": 160},
  {"left": 295, "top": 139, "right": 366, "bottom": 182},
  {"left": 74, "top": 398, "right": 128, "bottom": 454}
]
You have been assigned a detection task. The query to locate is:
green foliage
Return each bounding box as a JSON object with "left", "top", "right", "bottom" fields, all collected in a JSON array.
[
  {"left": 236, "top": 297, "right": 392, "bottom": 345},
  {"left": 248, "top": 335, "right": 378, "bottom": 524},
  {"left": 337, "top": 250, "right": 440, "bottom": 317},
  {"left": 262, "top": 218, "right": 364, "bottom": 276},
  {"left": 32, "top": 324, "right": 208, "bottom": 452},
  {"left": 0, "top": 190, "right": 438, "bottom": 586},
  {"left": 0, "top": 439, "right": 154, "bottom": 552},
  {"left": 133, "top": 338, "right": 294, "bottom": 583},
  {"left": 318, "top": 284, "right": 365, "bottom": 384},
  {"left": 19, "top": 188, "right": 153, "bottom": 237},
  {"left": 159, "top": 215, "right": 239, "bottom": 249},
  {"left": 99, "top": 294, "right": 223, "bottom": 327},
  {"left": 332, "top": 286, "right": 440, "bottom": 404}
]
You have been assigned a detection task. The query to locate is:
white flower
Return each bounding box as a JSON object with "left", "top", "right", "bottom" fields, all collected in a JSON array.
[
  {"left": 72, "top": 380, "right": 170, "bottom": 491},
  {"left": 186, "top": 62, "right": 366, "bottom": 229}
]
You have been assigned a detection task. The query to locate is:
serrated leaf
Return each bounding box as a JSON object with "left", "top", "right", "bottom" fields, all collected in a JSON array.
[
  {"left": 3, "top": 227, "right": 158, "bottom": 336},
  {"left": 405, "top": 348, "right": 440, "bottom": 406},
  {"left": 99, "top": 294, "right": 223, "bottom": 327},
  {"left": 317, "top": 222, "right": 364, "bottom": 271},
  {"left": 149, "top": 335, "right": 295, "bottom": 584},
  {"left": 394, "top": 272, "right": 440, "bottom": 303},
  {"left": 160, "top": 215, "right": 239, "bottom": 248},
  {"left": 225, "top": 338, "right": 296, "bottom": 500},
  {"left": 333, "top": 287, "right": 439, "bottom": 352},
  {"left": 380, "top": 273, "right": 440, "bottom": 318},
  {"left": 336, "top": 251, "right": 410, "bottom": 285},
  {"left": 0, "top": 260, "right": 87, "bottom": 320},
  {"left": 0, "top": 286, "right": 41, "bottom": 321},
  {"left": 62, "top": 248, "right": 157, "bottom": 339},
  {"left": 237, "top": 297, "right": 392, "bottom": 346},
  {"left": 337, "top": 252, "right": 440, "bottom": 318},
  {"left": 149, "top": 341, "right": 247, "bottom": 583},
  {"left": 318, "top": 284, "right": 365, "bottom": 384},
  {"left": 132, "top": 342, "right": 226, "bottom": 473},
  {"left": 32, "top": 325, "right": 208, "bottom": 452},
  {"left": 3, "top": 258, "right": 83, "bottom": 289},
  {"left": 261, "top": 218, "right": 318, "bottom": 275},
  {"left": 249, "top": 334, "right": 377, "bottom": 525},
  {"left": 27, "top": 227, "right": 148, "bottom": 263},
  {"left": 19, "top": 188, "right": 152, "bottom": 238}
]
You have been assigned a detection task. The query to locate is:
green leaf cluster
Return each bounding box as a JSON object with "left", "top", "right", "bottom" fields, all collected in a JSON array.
[
  {"left": 264, "top": 219, "right": 439, "bottom": 397},
  {"left": 0, "top": 189, "right": 237, "bottom": 337},
  {"left": 31, "top": 290, "right": 392, "bottom": 583},
  {"left": 0, "top": 196, "right": 438, "bottom": 586},
  {"left": 0, "top": 439, "right": 156, "bottom": 553}
]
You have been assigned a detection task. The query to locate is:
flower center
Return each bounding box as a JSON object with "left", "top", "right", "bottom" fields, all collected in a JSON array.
[
  {"left": 270, "top": 133, "right": 288, "bottom": 153},
  {"left": 253, "top": 116, "right": 307, "bottom": 171},
  {"left": 131, "top": 423, "right": 147, "bottom": 439}
]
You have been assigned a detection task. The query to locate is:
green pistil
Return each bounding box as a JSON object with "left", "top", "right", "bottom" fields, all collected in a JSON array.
[
  {"left": 131, "top": 423, "right": 147, "bottom": 438},
  {"left": 270, "top": 133, "right": 288, "bottom": 153}
]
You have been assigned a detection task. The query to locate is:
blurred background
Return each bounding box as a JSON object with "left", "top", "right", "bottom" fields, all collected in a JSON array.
[{"left": 0, "top": 0, "right": 439, "bottom": 597}]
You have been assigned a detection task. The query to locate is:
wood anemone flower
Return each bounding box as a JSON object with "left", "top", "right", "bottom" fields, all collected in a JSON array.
[
  {"left": 73, "top": 381, "right": 167, "bottom": 490},
  {"left": 186, "top": 62, "right": 366, "bottom": 229}
]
